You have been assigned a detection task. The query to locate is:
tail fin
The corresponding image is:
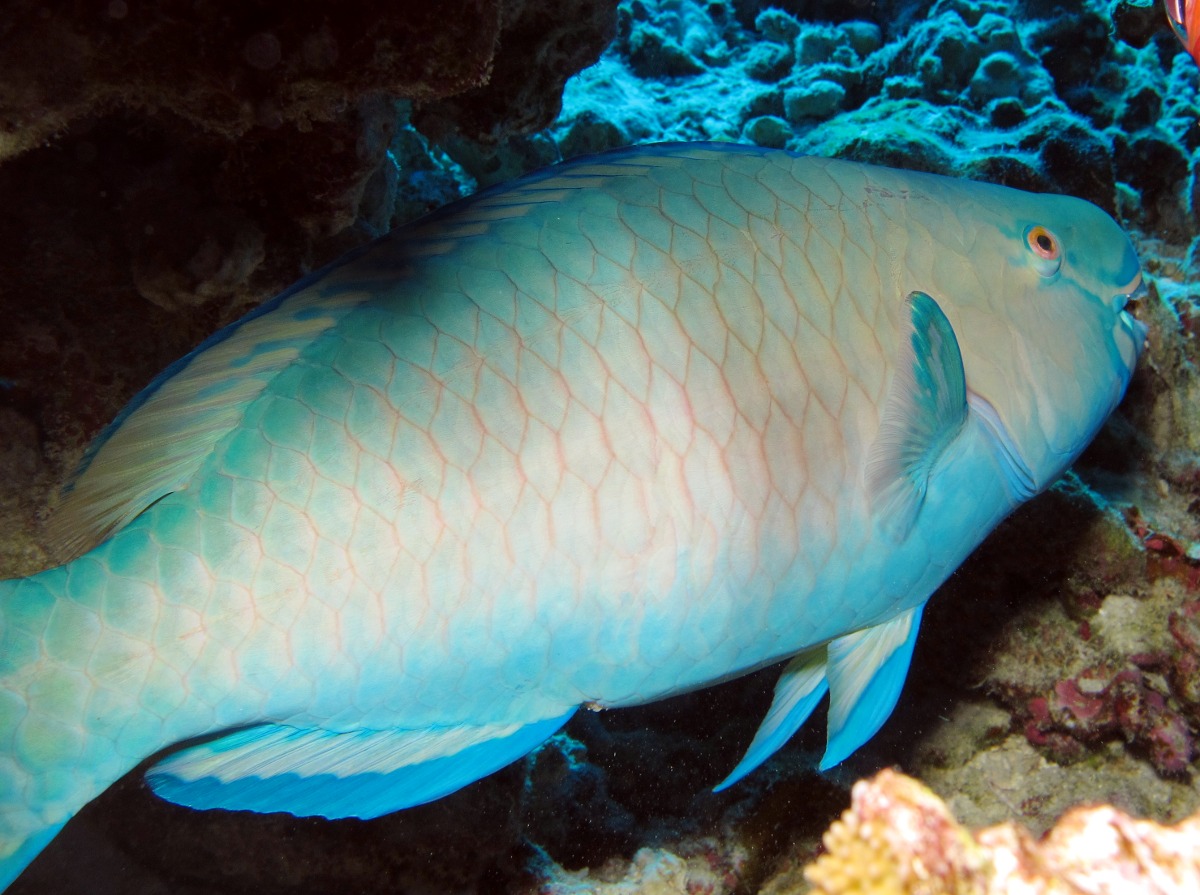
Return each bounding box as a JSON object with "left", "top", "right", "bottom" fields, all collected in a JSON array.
[{"left": 0, "top": 567, "right": 120, "bottom": 891}]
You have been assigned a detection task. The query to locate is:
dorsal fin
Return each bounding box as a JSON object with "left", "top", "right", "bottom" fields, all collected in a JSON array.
[
  {"left": 45, "top": 144, "right": 735, "bottom": 561},
  {"left": 46, "top": 271, "right": 371, "bottom": 560}
]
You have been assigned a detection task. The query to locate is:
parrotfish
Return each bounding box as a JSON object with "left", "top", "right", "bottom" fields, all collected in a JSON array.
[{"left": 0, "top": 143, "right": 1145, "bottom": 889}]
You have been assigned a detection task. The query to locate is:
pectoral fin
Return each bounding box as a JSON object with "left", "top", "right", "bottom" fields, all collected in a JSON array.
[
  {"left": 867, "top": 291, "right": 968, "bottom": 540},
  {"left": 712, "top": 646, "right": 828, "bottom": 791},
  {"left": 821, "top": 604, "right": 924, "bottom": 770},
  {"left": 146, "top": 709, "right": 576, "bottom": 819}
]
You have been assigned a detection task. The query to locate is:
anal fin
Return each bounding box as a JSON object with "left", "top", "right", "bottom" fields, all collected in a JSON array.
[{"left": 146, "top": 709, "right": 576, "bottom": 819}]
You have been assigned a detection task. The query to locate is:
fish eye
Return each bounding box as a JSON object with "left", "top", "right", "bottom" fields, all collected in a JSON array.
[{"left": 1025, "top": 225, "right": 1062, "bottom": 277}]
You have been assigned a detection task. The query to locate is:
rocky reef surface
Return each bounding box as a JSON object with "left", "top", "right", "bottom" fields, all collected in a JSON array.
[{"left": 2, "top": 0, "right": 1200, "bottom": 892}]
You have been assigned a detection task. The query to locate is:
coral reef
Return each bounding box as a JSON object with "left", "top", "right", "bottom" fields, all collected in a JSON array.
[
  {"left": 535, "top": 843, "right": 744, "bottom": 895},
  {"left": 413, "top": 0, "right": 620, "bottom": 145},
  {"left": 554, "top": 0, "right": 1197, "bottom": 231},
  {"left": 805, "top": 769, "right": 1200, "bottom": 895},
  {"left": 919, "top": 488, "right": 1200, "bottom": 782}
]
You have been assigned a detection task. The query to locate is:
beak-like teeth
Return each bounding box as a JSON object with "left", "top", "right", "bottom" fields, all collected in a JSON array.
[
  {"left": 1116, "top": 273, "right": 1145, "bottom": 312},
  {"left": 1117, "top": 279, "right": 1149, "bottom": 354}
]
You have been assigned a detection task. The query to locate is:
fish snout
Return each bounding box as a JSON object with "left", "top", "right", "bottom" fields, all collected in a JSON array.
[{"left": 1113, "top": 273, "right": 1149, "bottom": 372}]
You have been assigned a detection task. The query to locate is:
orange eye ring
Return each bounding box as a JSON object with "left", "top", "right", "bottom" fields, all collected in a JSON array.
[
  {"left": 1025, "top": 225, "right": 1062, "bottom": 277},
  {"left": 1027, "top": 226, "right": 1059, "bottom": 260}
]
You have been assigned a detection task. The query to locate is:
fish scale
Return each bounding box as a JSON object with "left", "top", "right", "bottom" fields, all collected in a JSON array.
[{"left": 0, "top": 143, "right": 1145, "bottom": 889}]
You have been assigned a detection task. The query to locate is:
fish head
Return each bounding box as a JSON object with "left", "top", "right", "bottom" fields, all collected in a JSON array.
[{"left": 927, "top": 184, "right": 1146, "bottom": 494}]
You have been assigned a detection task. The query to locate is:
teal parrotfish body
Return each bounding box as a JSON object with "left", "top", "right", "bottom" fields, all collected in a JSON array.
[{"left": 0, "top": 143, "right": 1145, "bottom": 888}]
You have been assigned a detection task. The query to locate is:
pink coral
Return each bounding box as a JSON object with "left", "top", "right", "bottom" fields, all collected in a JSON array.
[
  {"left": 805, "top": 769, "right": 1200, "bottom": 895},
  {"left": 1024, "top": 664, "right": 1195, "bottom": 776},
  {"left": 1125, "top": 513, "right": 1200, "bottom": 591}
]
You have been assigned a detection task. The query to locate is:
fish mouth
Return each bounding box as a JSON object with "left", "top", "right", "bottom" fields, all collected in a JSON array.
[{"left": 1114, "top": 273, "right": 1149, "bottom": 369}]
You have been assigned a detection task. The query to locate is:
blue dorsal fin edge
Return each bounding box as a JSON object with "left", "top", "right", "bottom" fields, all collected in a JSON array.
[
  {"left": 146, "top": 709, "right": 576, "bottom": 819},
  {"left": 867, "top": 291, "right": 968, "bottom": 542}
]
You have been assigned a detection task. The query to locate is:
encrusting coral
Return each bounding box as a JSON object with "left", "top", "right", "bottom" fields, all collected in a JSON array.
[{"left": 805, "top": 769, "right": 1200, "bottom": 895}]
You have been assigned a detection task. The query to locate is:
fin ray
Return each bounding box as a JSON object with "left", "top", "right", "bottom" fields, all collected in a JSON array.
[
  {"left": 821, "top": 604, "right": 925, "bottom": 769},
  {"left": 146, "top": 710, "right": 575, "bottom": 819},
  {"left": 867, "top": 291, "right": 968, "bottom": 540},
  {"left": 714, "top": 647, "right": 828, "bottom": 791}
]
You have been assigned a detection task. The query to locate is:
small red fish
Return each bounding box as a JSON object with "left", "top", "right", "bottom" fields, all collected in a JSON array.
[{"left": 1166, "top": 0, "right": 1200, "bottom": 65}]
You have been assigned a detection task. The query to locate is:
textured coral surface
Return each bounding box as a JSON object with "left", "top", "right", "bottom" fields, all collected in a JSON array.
[{"left": 806, "top": 769, "right": 1200, "bottom": 895}]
